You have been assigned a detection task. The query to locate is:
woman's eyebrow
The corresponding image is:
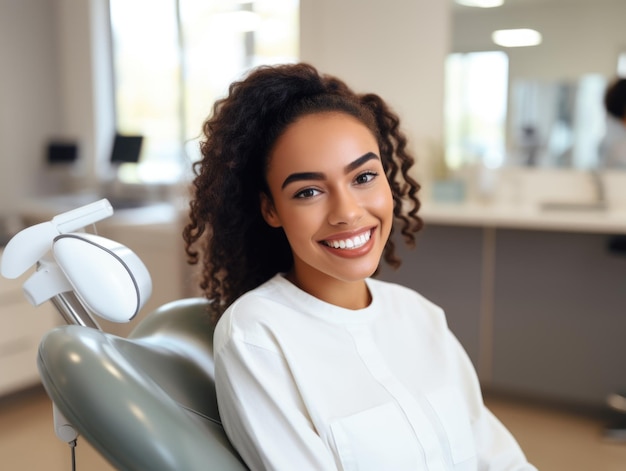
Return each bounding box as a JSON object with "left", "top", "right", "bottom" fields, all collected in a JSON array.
[
  {"left": 281, "top": 152, "right": 380, "bottom": 189},
  {"left": 343, "top": 152, "right": 379, "bottom": 174},
  {"left": 281, "top": 171, "right": 325, "bottom": 189}
]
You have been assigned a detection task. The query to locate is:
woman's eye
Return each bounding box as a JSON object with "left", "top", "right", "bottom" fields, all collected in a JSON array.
[
  {"left": 355, "top": 171, "right": 378, "bottom": 185},
  {"left": 294, "top": 188, "right": 320, "bottom": 199}
]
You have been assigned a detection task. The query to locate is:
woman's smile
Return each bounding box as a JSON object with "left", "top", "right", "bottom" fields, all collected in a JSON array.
[{"left": 319, "top": 227, "right": 374, "bottom": 256}]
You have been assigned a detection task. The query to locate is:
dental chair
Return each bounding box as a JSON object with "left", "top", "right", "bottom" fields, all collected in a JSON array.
[{"left": 0, "top": 200, "right": 247, "bottom": 470}]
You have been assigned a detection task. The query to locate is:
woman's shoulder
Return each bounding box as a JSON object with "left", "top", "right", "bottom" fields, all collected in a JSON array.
[
  {"left": 213, "top": 275, "right": 294, "bottom": 352},
  {"left": 367, "top": 278, "right": 448, "bottom": 327},
  {"left": 218, "top": 275, "right": 282, "bottom": 323}
]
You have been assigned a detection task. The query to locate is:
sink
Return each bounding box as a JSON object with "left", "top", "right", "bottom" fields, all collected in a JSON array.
[{"left": 540, "top": 201, "right": 608, "bottom": 212}]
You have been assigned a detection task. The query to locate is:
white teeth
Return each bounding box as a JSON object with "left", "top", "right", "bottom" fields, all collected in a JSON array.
[{"left": 325, "top": 231, "right": 371, "bottom": 250}]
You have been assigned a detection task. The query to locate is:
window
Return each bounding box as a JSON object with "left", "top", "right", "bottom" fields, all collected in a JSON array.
[
  {"left": 109, "top": 0, "right": 299, "bottom": 183},
  {"left": 445, "top": 51, "right": 508, "bottom": 170}
]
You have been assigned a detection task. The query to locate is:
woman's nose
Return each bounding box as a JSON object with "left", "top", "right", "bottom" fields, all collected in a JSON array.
[{"left": 327, "top": 189, "right": 364, "bottom": 226}]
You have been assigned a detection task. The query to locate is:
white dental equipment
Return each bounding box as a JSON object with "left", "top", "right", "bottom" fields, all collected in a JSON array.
[
  {"left": 0, "top": 199, "right": 153, "bottom": 467},
  {"left": 1, "top": 199, "right": 152, "bottom": 327}
]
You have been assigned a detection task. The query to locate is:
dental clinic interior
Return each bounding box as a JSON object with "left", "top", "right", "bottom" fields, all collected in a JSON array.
[{"left": 2, "top": 0, "right": 626, "bottom": 469}]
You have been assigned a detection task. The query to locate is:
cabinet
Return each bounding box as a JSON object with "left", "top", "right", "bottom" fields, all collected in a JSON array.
[
  {"left": 0, "top": 249, "right": 59, "bottom": 396},
  {"left": 491, "top": 229, "right": 626, "bottom": 406}
]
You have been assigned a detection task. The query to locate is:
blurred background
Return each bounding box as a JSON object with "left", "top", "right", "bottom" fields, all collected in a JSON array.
[{"left": 1, "top": 0, "right": 626, "bottom": 469}]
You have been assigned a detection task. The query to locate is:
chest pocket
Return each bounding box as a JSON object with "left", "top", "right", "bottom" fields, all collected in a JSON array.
[
  {"left": 329, "top": 391, "right": 478, "bottom": 471},
  {"left": 424, "top": 387, "right": 477, "bottom": 467},
  {"left": 330, "top": 402, "right": 422, "bottom": 471}
]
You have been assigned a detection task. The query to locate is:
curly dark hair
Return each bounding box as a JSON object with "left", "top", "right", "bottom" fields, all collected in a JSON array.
[
  {"left": 183, "top": 63, "right": 423, "bottom": 322},
  {"left": 605, "top": 77, "right": 626, "bottom": 120}
]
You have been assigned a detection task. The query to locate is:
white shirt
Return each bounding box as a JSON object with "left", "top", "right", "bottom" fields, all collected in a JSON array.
[
  {"left": 599, "top": 116, "right": 626, "bottom": 168},
  {"left": 214, "top": 274, "right": 537, "bottom": 471}
]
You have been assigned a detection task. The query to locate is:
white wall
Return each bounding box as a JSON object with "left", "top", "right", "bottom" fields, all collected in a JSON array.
[
  {"left": 0, "top": 0, "right": 62, "bottom": 217},
  {"left": 0, "top": 0, "right": 114, "bottom": 219},
  {"left": 55, "top": 0, "right": 115, "bottom": 189},
  {"left": 300, "top": 0, "right": 450, "bottom": 180}
]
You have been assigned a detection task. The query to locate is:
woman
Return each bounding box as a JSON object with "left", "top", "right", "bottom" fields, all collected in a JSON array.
[{"left": 184, "top": 63, "right": 536, "bottom": 471}]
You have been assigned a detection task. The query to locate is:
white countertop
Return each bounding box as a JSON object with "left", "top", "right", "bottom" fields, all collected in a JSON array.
[
  {"left": 421, "top": 200, "right": 626, "bottom": 234},
  {"left": 419, "top": 168, "right": 626, "bottom": 234},
  {"left": 19, "top": 194, "right": 182, "bottom": 228}
]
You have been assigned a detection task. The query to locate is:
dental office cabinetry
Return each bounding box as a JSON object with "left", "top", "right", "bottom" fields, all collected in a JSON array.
[
  {"left": 491, "top": 229, "right": 626, "bottom": 406},
  {"left": 0, "top": 249, "right": 59, "bottom": 396},
  {"left": 380, "top": 203, "right": 626, "bottom": 408}
]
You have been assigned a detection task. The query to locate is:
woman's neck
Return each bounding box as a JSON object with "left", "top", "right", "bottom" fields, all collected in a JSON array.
[{"left": 285, "top": 270, "right": 371, "bottom": 310}]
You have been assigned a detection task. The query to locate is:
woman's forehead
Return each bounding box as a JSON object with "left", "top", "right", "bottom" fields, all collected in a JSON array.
[{"left": 267, "top": 112, "right": 380, "bottom": 174}]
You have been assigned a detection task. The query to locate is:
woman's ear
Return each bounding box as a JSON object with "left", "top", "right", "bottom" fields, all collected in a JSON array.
[{"left": 260, "top": 193, "right": 282, "bottom": 228}]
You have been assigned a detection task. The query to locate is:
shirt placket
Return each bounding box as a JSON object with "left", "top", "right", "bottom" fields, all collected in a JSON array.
[{"left": 347, "top": 324, "right": 449, "bottom": 471}]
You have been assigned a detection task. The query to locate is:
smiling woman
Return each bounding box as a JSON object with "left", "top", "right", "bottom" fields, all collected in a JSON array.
[{"left": 183, "top": 62, "right": 538, "bottom": 470}]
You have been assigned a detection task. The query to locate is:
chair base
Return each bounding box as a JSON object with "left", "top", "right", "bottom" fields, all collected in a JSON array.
[{"left": 604, "top": 393, "right": 626, "bottom": 443}]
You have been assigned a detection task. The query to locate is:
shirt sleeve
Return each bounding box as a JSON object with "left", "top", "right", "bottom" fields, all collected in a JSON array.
[
  {"left": 450, "top": 334, "right": 539, "bottom": 471},
  {"left": 214, "top": 331, "right": 338, "bottom": 471}
]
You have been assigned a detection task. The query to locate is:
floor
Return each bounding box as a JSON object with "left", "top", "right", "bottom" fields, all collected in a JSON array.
[
  {"left": 1, "top": 386, "right": 626, "bottom": 470},
  {"left": 485, "top": 394, "right": 626, "bottom": 471}
]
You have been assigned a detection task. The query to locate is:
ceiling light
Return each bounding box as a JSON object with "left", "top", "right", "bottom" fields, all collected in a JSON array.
[
  {"left": 455, "top": 0, "right": 504, "bottom": 7},
  {"left": 492, "top": 29, "right": 542, "bottom": 47}
]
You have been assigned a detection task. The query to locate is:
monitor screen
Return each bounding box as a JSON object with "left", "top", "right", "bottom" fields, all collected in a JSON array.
[
  {"left": 47, "top": 141, "right": 78, "bottom": 165},
  {"left": 110, "top": 134, "right": 143, "bottom": 164}
]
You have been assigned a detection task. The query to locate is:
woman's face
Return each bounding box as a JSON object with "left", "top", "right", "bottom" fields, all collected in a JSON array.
[{"left": 261, "top": 112, "right": 394, "bottom": 302}]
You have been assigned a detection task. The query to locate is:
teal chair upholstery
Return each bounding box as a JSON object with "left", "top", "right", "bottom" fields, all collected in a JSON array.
[{"left": 37, "top": 297, "right": 247, "bottom": 471}]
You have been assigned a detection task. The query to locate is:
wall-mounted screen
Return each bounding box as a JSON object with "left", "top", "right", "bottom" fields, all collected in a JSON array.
[
  {"left": 47, "top": 141, "right": 78, "bottom": 165},
  {"left": 110, "top": 134, "right": 143, "bottom": 164}
]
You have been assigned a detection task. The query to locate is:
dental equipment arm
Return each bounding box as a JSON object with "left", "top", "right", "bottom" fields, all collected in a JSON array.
[
  {"left": 0, "top": 199, "right": 152, "bottom": 327},
  {"left": 1, "top": 199, "right": 114, "bottom": 279}
]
